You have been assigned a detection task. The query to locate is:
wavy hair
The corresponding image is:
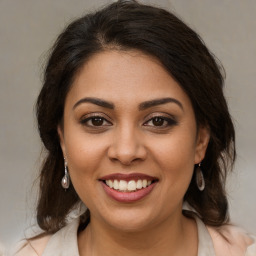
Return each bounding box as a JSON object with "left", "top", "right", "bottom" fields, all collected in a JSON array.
[{"left": 36, "top": 0, "right": 235, "bottom": 233}]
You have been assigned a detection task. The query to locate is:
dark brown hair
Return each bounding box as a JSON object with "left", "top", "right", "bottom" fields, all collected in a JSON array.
[{"left": 36, "top": 0, "right": 235, "bottom": 233}]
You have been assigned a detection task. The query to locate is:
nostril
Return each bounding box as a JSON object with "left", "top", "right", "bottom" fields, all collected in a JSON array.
[
  {"left": 109, "top": 155, "right": 142, "bottom": 166},
  {"left": 107, "top": 138, "right": 147, "bottom": 164}
]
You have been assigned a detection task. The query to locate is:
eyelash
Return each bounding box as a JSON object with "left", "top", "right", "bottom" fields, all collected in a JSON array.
[
  {"left": 80, "top": 114, "right": 112, "bottom": 127},
  {"left": 143, "top": 116, "right": 177, "bottom": 128},
  {"left": 80, "top": 114, "right": 177, "bottom": 129}
]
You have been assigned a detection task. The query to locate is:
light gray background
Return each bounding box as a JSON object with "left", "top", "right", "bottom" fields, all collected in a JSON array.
[{"left": 0, "top": 0, "right": 255, "bottom": 249}]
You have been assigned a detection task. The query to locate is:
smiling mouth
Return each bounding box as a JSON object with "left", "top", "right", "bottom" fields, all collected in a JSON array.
[
  {"left": 104, "top": 179, "right": 156, "bottom": 192},
  {"left": 99, "top": 173, "right": 158, "bottom": 202},
  {"left": 99, "top": 173, "right": 159, "bottom": 193}
]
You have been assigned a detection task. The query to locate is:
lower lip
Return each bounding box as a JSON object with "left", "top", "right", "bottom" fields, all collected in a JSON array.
[{"left": 101, "top": 181, "right": 157, "bottom": 203}]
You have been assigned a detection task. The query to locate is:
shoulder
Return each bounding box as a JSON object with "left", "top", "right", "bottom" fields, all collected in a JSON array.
[
  {"left": 13, "top": 214, "right": 81, "bottom": 256},
  {"left": 207, "top": 224, "right": 256, "bottom": 256},
  {"left": 13, "top": 235, "right": 51, "bottom": 256}
]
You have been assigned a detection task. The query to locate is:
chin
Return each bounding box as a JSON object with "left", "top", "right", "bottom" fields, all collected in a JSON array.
[{"left": 98, "top": 207, "right": 159, "bottom": 233}]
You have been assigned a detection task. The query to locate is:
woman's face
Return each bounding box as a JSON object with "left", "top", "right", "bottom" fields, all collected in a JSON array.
[{"left": 58, "top": 50, "right": 209, "bottom": 231}]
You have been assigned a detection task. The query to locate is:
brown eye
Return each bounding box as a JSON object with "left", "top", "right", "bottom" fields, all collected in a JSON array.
[
  {"left": 80, "top": 115, "right": 111, "bottom": 127},
  {"left": 152, "top": 117, "right": 164, "bottom": 126},
  {"left": 144, "top": 115, "right": 177, "bottom": 128},
  {"left": 91, "top": 117, "right": 104, "bottom": 126}
]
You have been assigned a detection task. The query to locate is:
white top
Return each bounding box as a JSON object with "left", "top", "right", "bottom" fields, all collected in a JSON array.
[{"left": 13, "top": 212, "right": 256, "bottom": 256}]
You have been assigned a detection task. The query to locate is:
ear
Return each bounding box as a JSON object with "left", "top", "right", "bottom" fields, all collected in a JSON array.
[
  {"left": 57, "top": 125, "right": 67, "bottom": 158},
  {"left": 194, "top": 125, "right": 210, "bottom": 164}
]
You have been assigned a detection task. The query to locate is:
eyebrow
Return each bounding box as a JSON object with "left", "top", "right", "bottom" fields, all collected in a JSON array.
[
  {"left": 139, "top": 97, "right": 183, "bottom": 111},
  {"left": 73, "top": 97, "right": 114, "bottom": 110},
  {"left": 73, "top": 97, "right": 183, "bottom": 111}
]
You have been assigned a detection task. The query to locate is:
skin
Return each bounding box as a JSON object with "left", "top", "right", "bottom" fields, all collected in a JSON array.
[{"left": 58, "top": 50, "right": 210, "bottom": 256}]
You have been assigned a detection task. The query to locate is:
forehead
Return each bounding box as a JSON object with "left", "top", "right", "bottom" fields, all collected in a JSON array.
[{"left": 66, "top": 50, "right": 192, "bottom": 110}]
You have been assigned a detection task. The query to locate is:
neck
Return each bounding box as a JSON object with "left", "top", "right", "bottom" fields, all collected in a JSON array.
[{"left": 78, "top": 212, "right": 197, "bottom": 256}]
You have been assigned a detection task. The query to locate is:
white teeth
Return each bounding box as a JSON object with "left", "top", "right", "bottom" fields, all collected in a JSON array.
[
  {"left": 119, "top": 180, "right": 128, "bottom": 190},
  {"left": 136, "top": 180, "right": 142, "bottom": 189},
  {"left": 109, "top": 180, "right": 113, "bottom": 188},
  {"left": 113, "top": 180, "right": 119, "bottom": 190},
  {"left": 127, "top": 180, "right": 136, "bottom": 191},
  {"left": 105, "top": 179, "right": 153, "bottom": 191}
]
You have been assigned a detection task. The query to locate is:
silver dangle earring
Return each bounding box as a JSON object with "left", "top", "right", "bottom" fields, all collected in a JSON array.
[
  {"left": 195, "top": 163, "right": 205, "bottom": 191},
  {"left": 61, "top": 159, "right": 70, "bottom": 190}
]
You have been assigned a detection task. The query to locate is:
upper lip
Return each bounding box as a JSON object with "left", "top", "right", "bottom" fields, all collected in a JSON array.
[{"left": 99, "top": 173, "right": 158, "bottom": 182}]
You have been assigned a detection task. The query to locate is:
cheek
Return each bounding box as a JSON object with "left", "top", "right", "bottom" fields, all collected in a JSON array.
[
  {"left": 64, "top": 131, "right": 106, "bottom": 185},
  {"left": 157, "top": 147, "right": 195, "bottom": 186},
  {"left": 150, "top": 130, "right": 196, "bottom": 189},
  {"left": 65, "top": 136, "right": 104, "bottom": 208},
  {"left": 153, "top": 132, "right": 196, "bottom": 168}
]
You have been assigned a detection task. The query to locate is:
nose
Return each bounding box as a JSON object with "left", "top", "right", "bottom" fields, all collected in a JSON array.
[{"left": 107, "top": 125, "right": 147, "bottom": 166}]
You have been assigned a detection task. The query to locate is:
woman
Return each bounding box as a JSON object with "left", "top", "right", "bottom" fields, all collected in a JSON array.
[{"left": 15, "top": 1, "right": 255, "bottom": 255}]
